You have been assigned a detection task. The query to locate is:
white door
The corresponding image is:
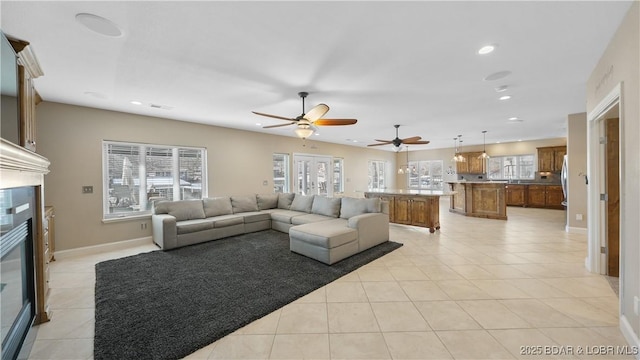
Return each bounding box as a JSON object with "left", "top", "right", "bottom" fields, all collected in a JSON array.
[{"left": 293, "top": 155, "right": 332, "bottom": 196}]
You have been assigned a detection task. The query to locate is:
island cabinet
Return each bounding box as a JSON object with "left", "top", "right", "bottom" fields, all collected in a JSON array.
[
  {"left": 537, "top": 146, "right": 566, "bottom": 172},
  {"left": 448, "top": 182, "right": 507, "bottom": 220},
  {"left": 364, "top": 191, "right": 447, "bottom": 233},
  {"left": 505, "top": 184, "right": 526, "bottom": 206}
]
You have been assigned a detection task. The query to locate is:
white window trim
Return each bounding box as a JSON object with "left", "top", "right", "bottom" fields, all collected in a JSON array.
[{"left": 102, "top": 140, "right": 207, "bottom": 220}]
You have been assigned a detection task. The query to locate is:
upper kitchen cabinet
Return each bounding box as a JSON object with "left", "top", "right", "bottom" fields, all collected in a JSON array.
[
  {"left": 537, "top": 146, "right": 566, "bottom": 172},
  {"left": 456, "top": 152, "right": 484, "bottom": 174}
]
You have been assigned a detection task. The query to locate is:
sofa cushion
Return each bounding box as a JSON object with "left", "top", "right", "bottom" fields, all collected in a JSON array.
[
  {"left": 203, "top": 197, "right": 233, "bottom": 217},
  {"left": 270, "top": 209, "right": 307, "bottom": 224},
  {"left": 311, "top": 196, "right": 341, "bottom": 218},
  {"left": 289, "top": 219, "right": 357, "bottom": 249},
  {"left": 176, "top": 219, "right": 213, "bottom": 235},
  {"left": 231, "top": 195, "right": 259, "bottom": 213},
  {"left": 210, "top": 214, "right": 244, "bottom": 228},
  {"left": 257, "top": 194, "right": 279, "bottom": 210},
  {"left": 242, "top": 211, "right": 272, "bottom": 224},
  {"left": 155, "top": 200, "right": 205, "bottom": 221},
  {"left": 339, "top": 197, "right": 381, "bottom": 219},
  {"left": 290, "top": 194, "right": 315, "bottom": 213},
  {"left": 277, "top": 193, "right": 295, "bottom": 209},
  {"left": 291, "top": 213, "right": 336, "bottom": 225}
]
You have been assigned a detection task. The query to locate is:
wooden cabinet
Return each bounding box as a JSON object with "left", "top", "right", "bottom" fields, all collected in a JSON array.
[
  {"left": 456, "top": 152, "right": 485, "bottom": 174},
  {"left": 365, "top": 192, "right": 441, "bottom": 233},
  {"left": 448, "top": 182, "right": 507, "bottom": 220},
  {"left": 537, "top": 146, "right": 566, "bottom": 172},
  {"left": 505, "top": 185, "right": 526, "bottom": 206},
  {"left": 526, "top": 185, "right": 564, "bottom": 209},
  {"left": 545, "top": 185, "right": 564, "bottom": 209},
  {"left": 36, "top": 206, "right": 55, "bottom": 324},
  {"left": 9, "top": 37, "right": 44, "bottom": 153}
]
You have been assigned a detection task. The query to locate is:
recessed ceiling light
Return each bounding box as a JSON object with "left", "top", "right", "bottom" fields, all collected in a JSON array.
[
  {"left": 499, "top": 95, "right": 512, "bottom": 101},
  {"left": 518, "top": 139, "right": 523, "bottom": 142},
  {"left": 495, "top": 85, "right": 509, "bottom": 92},
  {"left": 314, "top": 133, "right": 320, "bottom": 136},
  {"left": 130, "top": 100, "right": 142, "bottom": 105},
  {"left": 478, "top": 44, "right": 498, "bottom": 55},
  {"left": 352, "top": 140, "right": 358, "bottom": 143},
  {"left": 496, "top": 141, "right": 501, "bottom": 144},
  {"left": 484, "top": 71, "right": 511, "bottom": 81},
  {"left": 255, "top": 123, "right": 262, "bottom": 126},
  {"left": 76, "top": 13, "right": 123, "bottom": 37}
]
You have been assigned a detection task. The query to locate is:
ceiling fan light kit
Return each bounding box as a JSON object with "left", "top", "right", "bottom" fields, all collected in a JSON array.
[{"left": 252, "top": 92, "right": 357, "bottom": 139}]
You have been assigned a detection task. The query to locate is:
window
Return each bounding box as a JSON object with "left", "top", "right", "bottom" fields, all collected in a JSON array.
[
  {"left": 487, "top": 155, "right": 535, "bottom": 180},
  {"left": 368, "top": 160, "right": 387, "bottom": 190},
  {"left": 333, "top": 158, "right": 344, "bottom": 194},
  {"left": 272, "top": 153, "right": 290, "bottom": 193},
  {"left": 407, "top": 160, "right": 444, "bottom": 190},
  {"left": 103, "top": 141, "right": 207, "bottom": 219}
]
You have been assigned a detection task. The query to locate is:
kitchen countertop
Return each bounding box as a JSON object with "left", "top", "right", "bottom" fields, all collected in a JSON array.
[{"left": 364, "top": 189, "right": 455, "bottom": 196}]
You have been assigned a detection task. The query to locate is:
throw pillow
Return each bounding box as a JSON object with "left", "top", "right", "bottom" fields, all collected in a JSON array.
[
  {"left": 290, "top": 194, "right": 315, "bottom": 213},
  {"left": 311, "top": 196, "right": 341, "bottom": 218},
  {"left": 231, "top": 195, "right": 259, "bottom": 213},
  {"left": 203, "top": 197, "right": 233, "bottom": 217},
  {"left": 277, "top": 193, "right": 295, "bottom": 209},
  {"left": 155, "top": 200, "right": 205, "bottom": 221},
  {"left": 257, "top": 193, "right": 279, "bottom": 210}
]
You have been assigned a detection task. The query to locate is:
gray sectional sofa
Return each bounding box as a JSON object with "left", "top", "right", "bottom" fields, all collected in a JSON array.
[{"left": 151, "top": 193, "right": 390, "bottom": 264}]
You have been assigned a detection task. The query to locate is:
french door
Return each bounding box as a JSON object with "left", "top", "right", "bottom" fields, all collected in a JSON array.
[{"left": 293, "top": 155, "right": 333, "bottom": 196}]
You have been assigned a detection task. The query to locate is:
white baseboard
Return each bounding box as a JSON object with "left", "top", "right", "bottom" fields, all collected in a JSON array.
[
  {"left": 55, "top": 236, "right": 154, "bottom": 260},
  {"left": 566, "top": 225, "right": 587, "bottom": 234},
  {"left": 620, "top": 315, "right": 640, "bottom": 359}
]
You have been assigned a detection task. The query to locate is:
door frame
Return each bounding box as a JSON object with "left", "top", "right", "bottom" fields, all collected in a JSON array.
[{"left": 586, "top": 82, "right": 624, "bottom": 276}]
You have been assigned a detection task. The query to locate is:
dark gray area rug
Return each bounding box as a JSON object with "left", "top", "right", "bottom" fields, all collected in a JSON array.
[{"left": 94, "top": 230, "right": 402, "bottom": 360}]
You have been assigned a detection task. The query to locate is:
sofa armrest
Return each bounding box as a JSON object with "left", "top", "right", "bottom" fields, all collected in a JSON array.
[
  {"left": 347, "top": 213, "right": 390, "bottom": 251},
  {"left": 152, "top": 214, "right": 178, "bottom": 250}
]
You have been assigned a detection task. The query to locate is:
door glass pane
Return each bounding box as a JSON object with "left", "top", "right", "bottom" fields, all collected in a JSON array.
[
  {"left": 333, "top": 158, "right": 343, "bottom": 194},
  {"left": 316, "top": 160, "right": 329, "bottom": 196},
  {"left": 296, "top": 159, "right": 311, "bottom": 195}
]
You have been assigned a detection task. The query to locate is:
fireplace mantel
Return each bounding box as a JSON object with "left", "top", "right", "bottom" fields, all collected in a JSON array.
[{"left": 0, "top": 137, "right": 50, "bottom": 189}]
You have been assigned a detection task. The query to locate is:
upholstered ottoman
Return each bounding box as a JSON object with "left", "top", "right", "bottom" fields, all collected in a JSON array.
[{"left": 289, "top": 219, "right": 359, "bottom": 265}]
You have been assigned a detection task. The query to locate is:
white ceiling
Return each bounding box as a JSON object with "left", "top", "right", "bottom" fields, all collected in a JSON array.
[{"left": 1, "top": 1, "right": 633, "bottom": 150}]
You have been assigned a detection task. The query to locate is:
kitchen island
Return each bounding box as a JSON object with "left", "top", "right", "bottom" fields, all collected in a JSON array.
[
  {"left": 364, "top": 189, "right": 454, "bottom": 233},
  {"left": 447, "top": 181, "right": 507, "bottom": 220}
]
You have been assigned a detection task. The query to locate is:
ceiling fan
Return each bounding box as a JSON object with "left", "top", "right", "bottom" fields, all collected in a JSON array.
[
  {"left": 368, "top": 124, "right": 430, "bottom": 150},
  {"left": 252, "top": 92, "right": 357, "bottom": 139}
]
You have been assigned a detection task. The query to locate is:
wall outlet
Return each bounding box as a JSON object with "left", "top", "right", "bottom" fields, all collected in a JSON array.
[
  {"left": 575, "top": 213, "right": 583, "bottom": 221},
  {"left": 82, "top": 185, "right": 93, "bottom": 194},
  {"left": 262, "top": 180, "right": 268, "bottom": 186},
  {"left": 140, "top": 223, "right": 148, "bottom": 230}
]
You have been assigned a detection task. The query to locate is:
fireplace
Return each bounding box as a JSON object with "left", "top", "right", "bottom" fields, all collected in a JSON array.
[
  {"left": 0, "top": 139, "right": 50, "bottom": 360},
  {"left": 0, "top": 187, "right": 36, "bottom": 360}
]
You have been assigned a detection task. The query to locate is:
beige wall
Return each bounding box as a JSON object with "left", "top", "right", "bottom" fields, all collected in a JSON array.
[
  {"left": 566, "top": 113, "right": 588, "bottom": 230},
  {"left": 36, "top": 101, "right": 396, "bottom": 251},
  {"left": 586, "top": 2, "right": 639, "bottom": 340},
  {"left": 394, "top": 138, "right": 567, "bottom": 188}
]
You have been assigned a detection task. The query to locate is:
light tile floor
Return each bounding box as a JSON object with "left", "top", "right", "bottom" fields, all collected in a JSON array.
[{"left": 29, "top": 201, "right": 634, "bottom": 359}]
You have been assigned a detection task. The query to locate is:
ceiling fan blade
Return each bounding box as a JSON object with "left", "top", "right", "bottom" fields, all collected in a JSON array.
[
  {"left": 401, "top": 136, "right": 422, "bottom": 143},
  {"left": 367, "top": 142, "right": 392, "bottom": 147},
  {"left": 252, "top": 111, "right": 296, "bottom": 121},
  {"left": 404, "top": 140, "right": 431, "bottom": 145},
  {"left": 303, "top": 103, "right": 330, "bottom": 122},
  {"left": 263, "top": 122, "right": 296, "bottom": 129},
  {"left": 313, "top": 119, "right": 358, "bottom": 126},
  {"left": 374, "top": 139, "right": 393, "bottom": 143}
]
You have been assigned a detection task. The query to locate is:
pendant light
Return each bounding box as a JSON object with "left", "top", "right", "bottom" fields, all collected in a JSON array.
[
  {"left": 478, "top": 130, "right": 490, "bottom": 159},
  {"left": 398, "top": 146, "right": 410, "bottom": 174},
  {"left": 452, "top": 135, "right": 466, "bottom": 162}
]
